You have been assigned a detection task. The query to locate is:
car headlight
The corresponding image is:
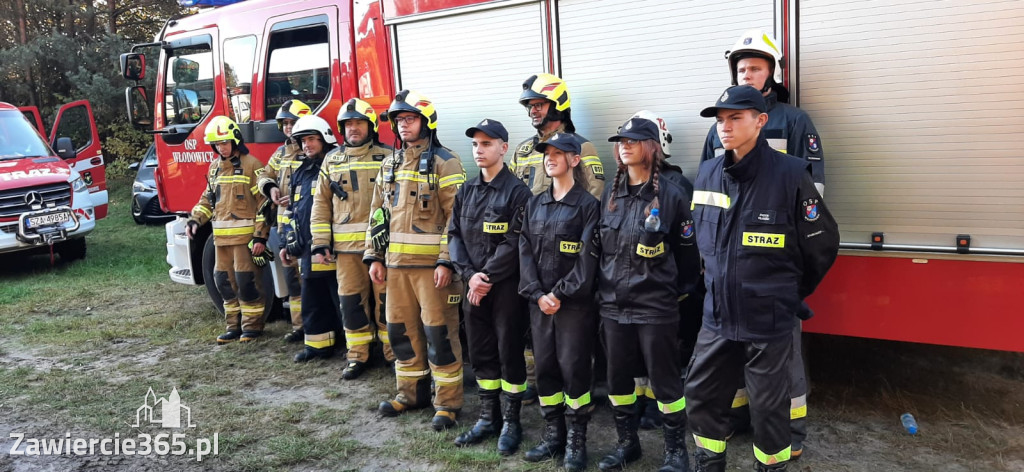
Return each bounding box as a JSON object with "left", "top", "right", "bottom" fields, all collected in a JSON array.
[
  {"left": 133, "top": 181, "right": 155, "bottom": 193},
  {"left": 71, "top": 177, "right": 87, "bottom": 192}
]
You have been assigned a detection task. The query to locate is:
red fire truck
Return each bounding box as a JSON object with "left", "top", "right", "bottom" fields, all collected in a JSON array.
[{"left": 123, "top": 0, "right": 1024, "bottom": 352}]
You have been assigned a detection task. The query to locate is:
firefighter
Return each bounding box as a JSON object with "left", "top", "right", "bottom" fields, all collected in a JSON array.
[
  {"left": 364, "top": 90, "right": 466, "bottom": 431},
  {"left": 517, "top": 132, "right": 600, "bottom": 472},
  {"left": 310, "top": 98, "right": 395, "bottom": 379},
  {"left": 280, "top": 115, "right": 342, "bottom": 362},
  {"left": 186, "top": 115, "right": 270, "bottom": 343},
  {"left": 686, "top": 85, "right": 839, "bottom": 472},
  {"left": 256, "top": 99, "right": 311, "bottom": 343},
  {"left": 449, "top": 119, "right": 531, "bottom": 454},
  {"left": 596, "top": 115, "right": 701, "bottom": 472},
  {"left": 701, "top": 29, "right": 825, "bottom": 457},
  {"left": 511, "top": 72, "right": 605, "bottom": 405}
]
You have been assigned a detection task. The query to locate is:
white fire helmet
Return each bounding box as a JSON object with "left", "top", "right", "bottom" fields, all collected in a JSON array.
[
  {"left": 291, "top": 115, "right": 338, "bottom": 145},
  {"left": 628, "top": 110, "right": 672, "bottom": 157},
  {"left": 725, "top": 29, "right": 784, "bottom": 89}
]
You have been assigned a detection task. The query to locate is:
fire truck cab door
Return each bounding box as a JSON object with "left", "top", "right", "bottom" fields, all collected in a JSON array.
[
  {"left": 50, "top": 99, "right": 108, "bottom": 219},
  {"left": 18, "top": 106, "right": 45, "bottom": 134}
]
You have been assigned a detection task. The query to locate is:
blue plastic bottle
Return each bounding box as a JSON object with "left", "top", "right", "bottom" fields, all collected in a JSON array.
[
  {"left": 901, "top": 413, "right": 918, "bottom": 435},
  {"left": 644, "top": 208, "right": 661, "bottom": 232}
]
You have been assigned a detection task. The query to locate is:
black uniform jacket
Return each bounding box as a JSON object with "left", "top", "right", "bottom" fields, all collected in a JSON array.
[
  {"left": 287, "top": 154, "right": 330, "bottom": 279},
  {"left": 518, "top": 180, "right": 600, "bottom": 304},
  {"left": 597, "top": 174, "right": 700, "bottom": 324},
  {"left": 692, "top": 137, "right": 839, "bottom": 341},
  {"left": 449, "top": 164, "right": 532, "bottom": 286}
]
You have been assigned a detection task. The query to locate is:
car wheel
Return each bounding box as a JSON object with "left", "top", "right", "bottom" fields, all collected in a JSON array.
[
  {"left": 131, "top": 195, "right": 145, "bottom": 224},
  {"left": 57, "top": 238, "right": 87, "bottom": 261}
]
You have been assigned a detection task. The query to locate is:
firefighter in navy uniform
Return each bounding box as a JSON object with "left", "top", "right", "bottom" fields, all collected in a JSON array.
[
  {"left": 685, "top": 85, "right": 839, "bottom": 472},
  {"left": 700, "top": 29, "right": 825, "bottom": 457},
  {"left": 186, "top": 116, "right": 270, "bottom": 344},
  {"left": 310, "top": 99, "right": 395, "bottom": 379},
  {"left": 449, "top": 119, "right": 531, "bottom": 454},
  {"left": 596, "top": 117, "right": 701, "bottom": 472},
  {"left": 256, "top": 99, "right": 311, "bottom": 343},
  {"left": 364, "top": 90, "right": 466, "bottom": 431},
  {"left": 280, "top": 115, "right": 342, "bottom": 362},
  {"left": 517, "top": 133, "right": 600, "bottom": 472}
]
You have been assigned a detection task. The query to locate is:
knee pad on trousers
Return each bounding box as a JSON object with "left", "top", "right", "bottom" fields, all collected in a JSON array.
[
  {"left": 213, "top": 271, "right": 236, "bottom": 300},
  {"left": 388, "top": 323, "right": 415, "bottom": 361},
  {"left": 340, "top": 294, "right": 366, "bottom": 330},
  {"left": 424, "top": 324, "right": 457, "bottom": 366},
  {"left": 377, "top": 292, "right": 387, "bottom": 326},
  {"left": 236, "top": 271, "right": 260, "bottom": 300}
]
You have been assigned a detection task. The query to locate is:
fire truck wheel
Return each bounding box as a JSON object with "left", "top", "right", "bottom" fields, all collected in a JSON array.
[
  {"left": 57, "top": 238, "right": 87, "bottom": 261},
  {"left": 200, "top": 234, "right": 281, "bottom": 321}
]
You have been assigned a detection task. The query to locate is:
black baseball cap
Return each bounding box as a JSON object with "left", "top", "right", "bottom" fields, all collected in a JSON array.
[
  {"left": 608, "top": 117, "right": 660, "bottom": 142},
  {"left": 465, "top": 118, "right": 509, "bottom": 141},
  {"left": 535, "top": 132, "right": 582, "bottom": 155},
  {"left": 700, "top": 85, "right": 767, "bottom": 117}
]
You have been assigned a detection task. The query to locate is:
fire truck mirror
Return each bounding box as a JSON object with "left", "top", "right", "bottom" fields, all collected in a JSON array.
[
  {"left": 125, "top": 86, "right": 153, "bottom": 129},
  {"left": 54, "top": 137, "right": 76, "bottom": 160},
  {"left": 121, "top": 53, "right": 146, "bottom": 81}
]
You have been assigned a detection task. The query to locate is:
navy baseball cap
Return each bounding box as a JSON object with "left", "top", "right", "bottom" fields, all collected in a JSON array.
[
  {"left": 465, "top": 118, "right": 509, "bottom": 141},
  {"left": 700, "top": 85, "right": 767, "bottom": 117},
  {"left": 608, "top": 117, "right": 660, "bottom": 142},
  {"left": 535, "top": 132, "right": 582, "bottom": 155}
]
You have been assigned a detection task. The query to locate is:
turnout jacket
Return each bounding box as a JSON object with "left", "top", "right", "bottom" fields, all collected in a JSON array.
[
  {"left": 309, "top": 141, "right": 392, "bottom": 255},
  {"left": 283, "top": 152, "right": 335, "bottom": 278},
  {"left": 189, "top": 153, "right": 269, "bottom": 246},
  {"left": 256, "top": 141, "right": 302, "bottom": 237},
  {"left": 597, "top": 176, "right": 700, "bottom": 323},
  {"left": 692, "top": 137, "right": 839, "bottom": 341},
  {"left": 448, "top": 164, "right": 531, "bottom": 286},
  {"left": 510, "top": 124, "right": 605, "bottom": 199},
  {"left": 518, "top": 180, "right": 600, "bottom": 304},
  {"left": 701, "top": 90, "right": 825, "bottom": 192},
  {"left": 363, "top": 143, "right": 466, "bottom": 269}
]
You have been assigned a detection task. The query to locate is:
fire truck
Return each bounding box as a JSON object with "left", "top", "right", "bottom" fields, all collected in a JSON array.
[
  {"left": 1, "top": 100, "right": 107, "bottom": 260},
  {"left": 122, "top": 0, "right": 1024, "bottom": 352}
]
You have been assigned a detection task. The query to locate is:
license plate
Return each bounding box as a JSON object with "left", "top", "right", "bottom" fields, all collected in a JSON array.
[{"left": 25, "top": 211, "right": 72, "bottom": 229}]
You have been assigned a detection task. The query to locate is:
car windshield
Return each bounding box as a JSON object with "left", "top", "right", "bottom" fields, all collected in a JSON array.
[
  {"left": 143, "top": 145, "right": 158, "bottom": 167},
  {"left": 0, "top": 110, "right": 52, "bottom": 159}
]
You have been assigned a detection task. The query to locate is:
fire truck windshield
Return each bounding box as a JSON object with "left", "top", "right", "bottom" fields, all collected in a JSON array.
[
  {"left": 0, "top": 110, "right": 53, "bottom": 159},
  {"left": 164, "top": 44, "right": 215, "bottom": 126}
]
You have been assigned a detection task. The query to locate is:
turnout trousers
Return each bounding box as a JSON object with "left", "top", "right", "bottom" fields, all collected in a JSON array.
[
  {"left": 336, "top": 253, "right": 393, "bottom": 363},
  {"left": 213, "top": 244, "right": 264, "bottom": 332},
  {"left": 300, "top": 274, "right": 341, "bottom": 351},
  {"left": 601, "top": 316, "right": 686, "bottom": 417},
  {"left": 465, "top": 278, "right": 528, "bottom": 398},
  {"left": 283, "top": 262, "right": 302, "bottom": 331},
  {"left": 532, "top": 304, "right": 597, "bottom": 419},
  {"left": 386, "top": 267, "right": 464, "bottom": 412},
  {"left": 686, "top": 325, "right": 794, "bottom": 466}
]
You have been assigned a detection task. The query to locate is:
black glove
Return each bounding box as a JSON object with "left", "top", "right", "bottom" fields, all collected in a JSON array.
[
  {"left": 248, "top": 239, "right": 274, "bottom": 267},
  {"left": 285, "top": 230, "right": 303, "bottom": 257},
  {"left": 186, "top": 220, "right": 199, "bottom": 235},
  {"left": 369, "top": 206, "right": 390, "bottom": 253},
  {"left": 258, "top": 198, "right": 276, "bottom": 227}
]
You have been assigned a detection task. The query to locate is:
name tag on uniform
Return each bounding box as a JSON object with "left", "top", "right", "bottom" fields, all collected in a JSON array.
[
  {"left": 752, "top": 210, "right": 777, "bottom": 224},
  {"left": 482, "top": 222, "right": 508, "bottom": 233},
  {"left": 560, "top": 241, "right": 582, "bottom": 254},
  {"left": 743, "top": 232, "right": 785, "bottom": 248},
  {"left": 636, "top": 242, "right": 665, "bottom": 258}
]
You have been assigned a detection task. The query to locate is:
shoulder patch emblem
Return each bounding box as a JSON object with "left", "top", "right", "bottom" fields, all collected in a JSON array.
[
  {"left": 807, "top": 134, "right": 820, "bottom": 153},
  {"left": 803, "top": 198, "right": 820, "bottom": 222},
  {"left": 681, "top": 220, "right": 695, "bottom": 239}
]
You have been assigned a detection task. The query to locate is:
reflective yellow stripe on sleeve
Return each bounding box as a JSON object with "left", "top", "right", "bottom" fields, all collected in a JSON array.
[
  {"left": 692, "top": 190, "right": 731, "bottom": 210},
  {"left": 438, "top": 173, "right": 466, "bottom": 189}
]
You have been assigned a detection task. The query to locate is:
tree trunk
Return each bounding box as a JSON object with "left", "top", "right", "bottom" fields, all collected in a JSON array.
[
  {"left": 107, "top": 0, "right": 116, "bottom": 34},
  {"left": 15, "top": 0, "right": 37, "bottom": 107}
]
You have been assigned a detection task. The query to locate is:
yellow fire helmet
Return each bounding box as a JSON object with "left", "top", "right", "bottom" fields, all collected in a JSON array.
[
  {"left": 519, "top": 73, "right": 571, "bottom": 112},
  {"left": 725, "top": 29, "right": 784, "bottom": 90},
  {"left": 204, "top": 115, "right": 242, "bottom": 144},
  {"left": 387, "top": 90, "right": 437, "bottom": 139},
  {"left": 276, "top": 99, "right": 311, "bottom": 130},
  {"left": 338, "top": 98, "right": 379, "bottom": 134}
]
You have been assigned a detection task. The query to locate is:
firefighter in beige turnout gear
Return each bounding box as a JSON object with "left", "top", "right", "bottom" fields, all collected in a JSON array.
[
  {"left": 310, "top": 98, "right": 395, "bottom": 380},
  {"left": 364, "top": 90, "right": 466, "bottom": 431},
  {"left": 187, "top": 115, "right": 269, "bottom": 343},
  {"left": 256, "top": 99, "right": 311, "bottom": 342}
]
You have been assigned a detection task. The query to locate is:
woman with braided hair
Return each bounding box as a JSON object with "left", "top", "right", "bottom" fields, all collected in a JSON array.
[{"left": 595, "top": 115, "right": 701, "bottom": 472}]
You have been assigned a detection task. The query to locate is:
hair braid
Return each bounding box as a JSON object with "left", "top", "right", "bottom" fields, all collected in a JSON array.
[{"left": 646, "top": 162, "right": 661, "bottom": 217}]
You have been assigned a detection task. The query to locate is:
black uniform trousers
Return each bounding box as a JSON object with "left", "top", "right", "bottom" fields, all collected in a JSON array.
[
  {"left": 531, "top": 303, "right": 597, "bottom": 419},
  {"left": 464, "top": 278, "right": 528, "bottom": 395},
  {"left": 686, "top": 325, "right": 793, "bottom": 461},
  {"left": 602, "top": 315, "right": 686, "bottom": 416},
  {"left": 301, "top": 274, "right": 341, "bottom": 351}
]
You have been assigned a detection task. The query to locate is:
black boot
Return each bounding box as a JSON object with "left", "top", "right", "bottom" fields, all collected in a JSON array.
[
  {"left": 294, "top": 346, "right": 334, "bottom": 362},
  {"left": 524, "top": 415, "right": 566, "bottom": 462},
  {"left": 639, "top": 396, "right": 664, "bottom": 430},
  {"left": 754, "top": 461, "right": 788, "bottom": 471},
  {"left": 598, "top": 410, "right": 642, "bottom": 471},
  {"left": 658, "top": 413, "right": 689, "bottom": 472},
  {"left": 497, "top": 393, "right": 523, "bottom": 455},
  {"left": 563, "top": 415, "right": 589, "bottom": 472},
  {"left": 693, "top": 449, "right": 726, "bottom": 472},
  {"left": 454, "top": 392, "right": 501, "bottom": 446}
]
